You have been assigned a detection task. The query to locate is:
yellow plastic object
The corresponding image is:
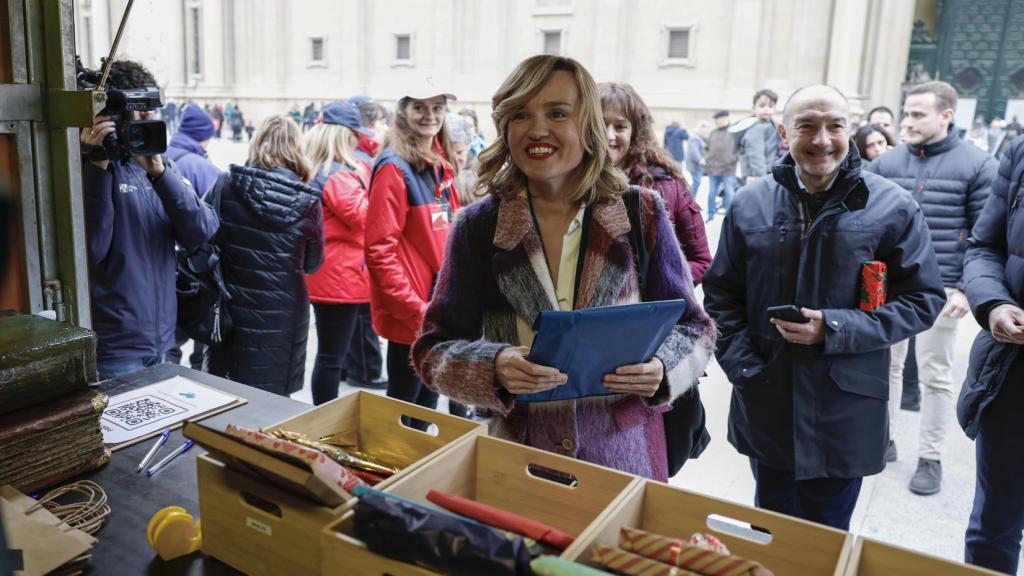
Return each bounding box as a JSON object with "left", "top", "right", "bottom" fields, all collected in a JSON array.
[
  {"left": 147, "top": 506, "right": 202, "bottom": 561},
  {"left": 146, "top": 505, "right": 185, "bottom": 546}
]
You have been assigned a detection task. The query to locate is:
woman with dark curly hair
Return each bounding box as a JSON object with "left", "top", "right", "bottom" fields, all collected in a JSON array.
[
  {"left": 598, "top": 82, "right": 711, "bottom": 285},
  {"left": 854, "top": 123, "right": 895, "bottom": 165}
]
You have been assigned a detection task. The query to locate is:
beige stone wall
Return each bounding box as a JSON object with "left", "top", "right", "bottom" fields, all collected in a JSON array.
[{"left": 73, "top": 0, "right": 916, "bottom": 138}]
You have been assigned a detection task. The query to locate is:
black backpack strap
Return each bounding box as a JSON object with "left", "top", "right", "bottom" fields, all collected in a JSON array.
[
  {"left": 204, "top": 172, "right": 228, "bottom": 216},
  {"left": 624, "top": 185, "right": 650, "bottom": 298}
]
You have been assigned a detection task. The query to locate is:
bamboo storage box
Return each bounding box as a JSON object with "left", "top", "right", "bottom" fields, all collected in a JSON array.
[
  {"left": 565, "top": 480, "right": 854, "bottom": 576},
  {"left": 195, "top": 390, "right": 485, "bottom": 576},
  {"left": 844, "top": 536, "right": 1003, "bottom": 575},
  {"left": 320, "top": 434, "right": 641, "bottom": 575}
]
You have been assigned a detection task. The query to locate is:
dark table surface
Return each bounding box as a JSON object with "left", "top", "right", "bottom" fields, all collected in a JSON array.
[{"left": 80, "top": 363, "right": 310, "bottom": 575}]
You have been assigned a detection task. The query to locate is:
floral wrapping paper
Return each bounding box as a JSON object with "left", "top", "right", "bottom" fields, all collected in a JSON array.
[
  {"left": 859, "top": 260, "right": 888, "bottom": 311},
  {"left": 224, "top": 424, "right": 366, "bottom": 495}
]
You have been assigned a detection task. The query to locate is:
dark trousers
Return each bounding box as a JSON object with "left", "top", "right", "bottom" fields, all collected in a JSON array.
[
  {"left": 386, "top": 342, "right": 438, "bottom": 431},
  {"left": 385, "top": 342, "right": 470, "bottom": 430},
  {"left": 343, "top": 304, "right": 383, "bottom": 384},
  {"left": 902, "top": 336, "right": 921, "bottom": 408},
  {"left": 311, "top": 303, "right": 361, "bottom": 406},
  {"left": 965, "top": 356, "right": 1024, "bottom": 574},
  {"left": 749, "top": 459, "right": 863, "bottom": 531}
]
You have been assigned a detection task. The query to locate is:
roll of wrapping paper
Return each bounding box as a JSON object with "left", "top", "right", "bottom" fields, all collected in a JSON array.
[
  {"left": 265, "top": 429, "right": 399, "bottom": 476},
  {"left": 618, "top": 527, "right": 766, "bottom": 576},
  {"left": 531, "top": 555, "right": 615, "bottom": 576},
  {"left": 590, "top": 544, "right": 701, "bottom": 576},
  {"left": 426, "top": 489, "right": 575, "bottom": 549},
  {"left": 348, "top": 467, "right": 386, "bottom": 486},
  {"left": 859, "top": 260, "right": 887, "bottom": 311}
]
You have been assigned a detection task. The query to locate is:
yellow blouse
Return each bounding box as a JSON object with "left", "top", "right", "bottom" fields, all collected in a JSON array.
[{"left": 514, "top": 204, "right": 587, "bottom": 348}]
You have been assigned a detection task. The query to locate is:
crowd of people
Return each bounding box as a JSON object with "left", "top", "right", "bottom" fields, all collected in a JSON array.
[
  {"left": 161, "top": 100, "right": 254, "bottom": 142},
  {"left": 77, "top": 55, "right": 1024, "bottom": 574}
]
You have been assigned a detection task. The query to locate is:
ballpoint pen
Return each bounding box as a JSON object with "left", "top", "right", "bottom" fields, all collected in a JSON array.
[
  {"left": 137, "top": 429, "right": 171, "bottom": 473},
  {"left": 146, "top": 440, "right": 194, "bottom": 477}
]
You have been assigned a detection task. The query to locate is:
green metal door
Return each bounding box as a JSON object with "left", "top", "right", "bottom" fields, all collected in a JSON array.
[{"left": 935, "top": 0, "right": 1024, "bottom": 121}]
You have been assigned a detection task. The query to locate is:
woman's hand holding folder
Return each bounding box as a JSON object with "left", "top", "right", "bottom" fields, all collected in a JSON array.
[
  {"left": 602, "top": 358, "right": 664, "bottom": 397},
  {"left": 495, "top": 346, "right": 568, "bottom": 394}
]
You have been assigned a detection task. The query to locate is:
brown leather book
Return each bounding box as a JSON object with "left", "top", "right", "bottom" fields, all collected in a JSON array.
[
  {"left": 0, "top": 389, "right": 109, "bottom": 491},
  {"left": 0, "top": 388, "right": 107, "bottom": 446}
]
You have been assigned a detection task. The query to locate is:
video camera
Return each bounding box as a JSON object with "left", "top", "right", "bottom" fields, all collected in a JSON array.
[{"left": 76, "top": 57, "right": 167, "bottom": 162}]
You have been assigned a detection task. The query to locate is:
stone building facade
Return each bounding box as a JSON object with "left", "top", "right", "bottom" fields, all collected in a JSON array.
[{"left": 74, "top": 0, "right": 916, "bottom": 136}]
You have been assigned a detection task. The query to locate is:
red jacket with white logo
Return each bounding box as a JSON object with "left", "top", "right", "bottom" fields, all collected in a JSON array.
[
  {"left": 365, "top": 142, "right": 459, "bottom": 344},
  {"left": 306, "top": 161, "right": 372, "bottom": 304}
]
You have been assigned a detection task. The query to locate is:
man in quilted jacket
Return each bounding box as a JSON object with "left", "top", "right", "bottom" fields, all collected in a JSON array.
[{"left": 869, "top": 81, "right": 998, "bottom": 496}]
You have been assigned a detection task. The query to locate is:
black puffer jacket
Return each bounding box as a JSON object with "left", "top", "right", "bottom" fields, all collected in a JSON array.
[
  {"left": 868, "top": 129, "right": 998, "bottom": 289},
  {"left": 958, "top": 135, "right": 1024, "bottom": 438},
  {"left": 209, "top": 164, "right": 324, "bottom": 395}
]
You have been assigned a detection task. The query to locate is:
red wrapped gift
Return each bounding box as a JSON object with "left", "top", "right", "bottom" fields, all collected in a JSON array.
[
  {"left": 618, "top": 527, "right": 770, "bottom": 576},
  {"left": 859, "top": 260, "right": 887, "bottom": 311},
  {"left": 590, "top": 543, "right": 701, "bottom": 576},
  {"left": 426, "top": 489, "right": 575, "bottom": 549}
]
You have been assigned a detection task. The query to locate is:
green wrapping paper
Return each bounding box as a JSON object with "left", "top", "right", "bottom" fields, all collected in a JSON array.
[{"left": 531, "top": 555, "right": 613, "bottom": 576}]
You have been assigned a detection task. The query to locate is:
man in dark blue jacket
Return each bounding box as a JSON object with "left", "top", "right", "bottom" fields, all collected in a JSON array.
[
  {"left": 869, "top": 81, "right": 997, "bottom": 496},
  {"left": 79, "top": 60, "right": 219, "bottom": 380},
  {"left": 704, "top": 85, "right": 945, "bottom": 530},
  {"left": 663, "top": 121, "right": 688, "bottom": 170},
  {"left": 166, "top": 104, "right": 222, "bottom": 197},
  {"left": 959, "top": 135, "right": 1024, "bottom": 574}
]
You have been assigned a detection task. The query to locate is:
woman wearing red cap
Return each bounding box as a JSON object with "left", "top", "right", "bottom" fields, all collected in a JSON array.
[{"left": 364, "top": 82, "right": 468, "bottom": 426}]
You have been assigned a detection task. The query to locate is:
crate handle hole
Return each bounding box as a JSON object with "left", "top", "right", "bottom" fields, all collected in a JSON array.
[
  {"left": 397, "top": 415, "right": 440, "bottom": 436},
  {"left": 526, "top": 463, "right": 578, "bottom": 488},
  {"left": 706, "top": 514, "right": 772, "bottom": 545},
  {"left": 241, "top": 491, "right": 283, "bottom": 518}
]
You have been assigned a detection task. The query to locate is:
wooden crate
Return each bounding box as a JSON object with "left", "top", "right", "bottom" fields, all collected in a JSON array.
[
  {"left": 320, "top": 435, "right": 642, "bottom": 575},
  {"left": 844, "top": 537, "right": 1003, "bottom": 576},
  {"left": 196, "top": 390, "right": 485, "bottom": 576},
  {"left": 565, "top": 480, "right": 853, "bottom": 576}
]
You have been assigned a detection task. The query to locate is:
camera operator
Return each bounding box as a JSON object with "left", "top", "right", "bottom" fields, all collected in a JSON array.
[{"left": 78, "top": 59, "right": 219, "bottom": 381}]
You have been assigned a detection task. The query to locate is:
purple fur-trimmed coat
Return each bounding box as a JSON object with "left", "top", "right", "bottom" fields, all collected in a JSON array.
[{"left": 411, "top": 189, "right": 716, "bottom": 481}]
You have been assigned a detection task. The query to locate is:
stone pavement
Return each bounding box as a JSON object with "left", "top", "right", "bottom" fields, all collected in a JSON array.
[{"left": 196, "top": 140, "right": 1021, "bottom": 573}]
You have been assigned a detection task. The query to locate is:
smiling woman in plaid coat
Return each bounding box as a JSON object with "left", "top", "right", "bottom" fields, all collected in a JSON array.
[{"left": 411, "top": 55, "right": 715, "bottom": 481}]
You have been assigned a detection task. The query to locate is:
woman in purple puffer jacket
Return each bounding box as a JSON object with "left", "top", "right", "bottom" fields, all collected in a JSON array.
[{"left": 599, "top": 83, "right": 711, "bottom": 285}]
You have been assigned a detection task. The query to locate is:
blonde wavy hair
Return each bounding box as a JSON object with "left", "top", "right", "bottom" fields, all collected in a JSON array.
[
  {"left": 246, "top": 115, "right": 312, "bottom": 182},
  {"left": 384, "top": 98, "right": 457, "bottom": 174},
  {"left": 303, "top": 122, "right": 367, "bottom": 181},
  {"left": 476, "top": 55, "right": 628, "bottom": 204}
]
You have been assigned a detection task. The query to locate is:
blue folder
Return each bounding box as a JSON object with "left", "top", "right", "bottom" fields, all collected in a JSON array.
[{"left": 518, "top": 299, "right": 687, "bottom": 403}]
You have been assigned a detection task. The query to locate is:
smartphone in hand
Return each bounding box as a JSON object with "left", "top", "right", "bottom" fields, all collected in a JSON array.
[{"left": 766, "top": 304, "right": 810, "bottom": 324}]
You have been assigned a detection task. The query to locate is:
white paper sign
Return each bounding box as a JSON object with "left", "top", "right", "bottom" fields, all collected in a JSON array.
[
  {"left": 955, "top": 97, "right": 978, "bottom": 129},
  {"left": 100, "top": 376, "right": 239, "bottom": 445},
  {"left": 1004, "top": 99, "right": 1024, "bottom": 124}
]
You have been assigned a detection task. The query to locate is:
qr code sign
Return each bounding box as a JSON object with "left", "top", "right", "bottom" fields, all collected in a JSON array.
[{"left": 104, "top": 395, "right": 186, "bottom": 430}]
